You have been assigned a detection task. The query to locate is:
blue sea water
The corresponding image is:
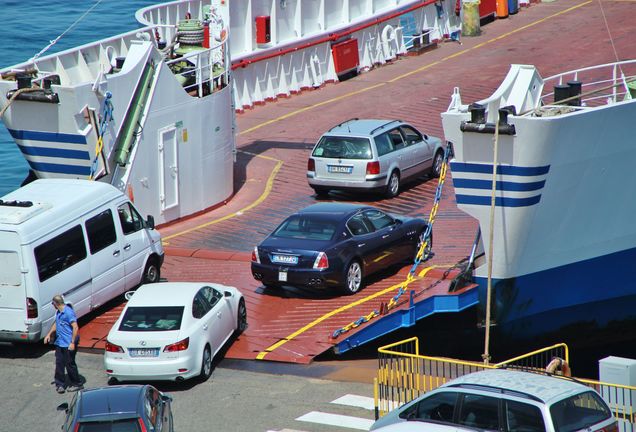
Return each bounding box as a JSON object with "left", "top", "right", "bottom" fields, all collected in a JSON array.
[{"left": 0, "top": 0, "right": 156, "bottom": 196}]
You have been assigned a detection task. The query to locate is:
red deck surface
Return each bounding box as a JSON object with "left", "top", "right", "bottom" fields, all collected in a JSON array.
[{"left": 78, "top": 0, "right": 636, "bottom": 363}]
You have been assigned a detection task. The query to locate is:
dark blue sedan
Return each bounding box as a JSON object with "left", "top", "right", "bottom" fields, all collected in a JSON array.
[
  {"left": 251, "top": 203, "right": 431, "bottom": 294},
  {"left": 57, "top": 384, "right": 173, "bottom": 431}
]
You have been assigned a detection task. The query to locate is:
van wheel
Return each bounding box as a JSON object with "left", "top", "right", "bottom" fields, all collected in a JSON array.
[
  {"left": 200, "top": 345, "right": 212, "bottom": 381},
  {"left": 385, "top": 171, "right": 400, "bottom": 198},
  {"left": 142, "top": 258, "right": 160, "bottom": 284}
]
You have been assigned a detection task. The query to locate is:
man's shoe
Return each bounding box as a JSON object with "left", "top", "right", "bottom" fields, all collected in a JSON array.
[
  {"left": 67, "top": 384, "right": 84, "bottom": 392},
  {"left": 56, "top": 386, "right": 66, "bottom": 394}
]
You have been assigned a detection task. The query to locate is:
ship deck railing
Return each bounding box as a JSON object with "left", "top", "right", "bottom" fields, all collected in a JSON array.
[
  {"left": 540, "top": 59, "right": 636, "bottom": 108},
  {"left": 373, "top": 337, "right": 636, "bottom": 431}
]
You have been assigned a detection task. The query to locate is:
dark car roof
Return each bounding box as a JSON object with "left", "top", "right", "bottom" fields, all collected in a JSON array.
[
  {"left": 79, "top": 385, "right": 144, "bottom": 419},
  {"left": 297, "top": 203, "right": 370, "bottom": 218}
]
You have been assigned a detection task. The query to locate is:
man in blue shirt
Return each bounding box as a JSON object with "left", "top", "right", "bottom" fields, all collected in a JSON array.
[{"left": 44, "top": 295, "right": 83, "bottom": 394}]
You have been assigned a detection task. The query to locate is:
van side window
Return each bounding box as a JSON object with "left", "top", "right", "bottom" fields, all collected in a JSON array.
[
  {"left": 118, "top": 203, "right": 143, "bottom": 235},
  {"left": 85, "top": 209, "right": 117, "bottom": 254},
  {"left": 34, "top": 225, "right": 87, "bottom": 282}
]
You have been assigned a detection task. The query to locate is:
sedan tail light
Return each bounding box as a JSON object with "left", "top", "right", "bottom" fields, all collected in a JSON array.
[
  {"left": 313, "top": 252, "right": 329, "bottom": 269},
  {"left": 26, "top": 297, "right": 38, "bottom": 319},
  {"left": 602, "top": 422, "right": 619, "bottom": 432},
  {"left": 307, "top": 158, "right": 315, "bottom": 172},
  {"left": 105, "top": 341, "right": 124, "bottom": 353},
  {"left": 366, "top": 161, "right": 380, "bottom": 175},
  {"left": 164, "top": 337, "right": 189, "bottom": 352},
  {"left": 251, "top": 246, "right": 261, "bottom": 264}
]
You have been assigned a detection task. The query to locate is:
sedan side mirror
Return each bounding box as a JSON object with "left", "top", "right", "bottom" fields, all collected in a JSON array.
[
  {"left": 57, "top": 402, "right": 69, "bottom": 412},
  {"left": 146, "top": 215, "right": 155, "bottom": 230},
  {"left": 394, "top": 218, "right": 403, "bottom": 225},
  {"left": 161, "top": 394, "right": 173, "bottom": 403},
  {"left": 224, "top": 291, "right": 233, "bottom": 297}
]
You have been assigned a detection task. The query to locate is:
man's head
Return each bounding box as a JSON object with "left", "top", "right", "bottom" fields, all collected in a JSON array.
[{"left": 52, "top": 295, "right": 65, "bottom": 311}]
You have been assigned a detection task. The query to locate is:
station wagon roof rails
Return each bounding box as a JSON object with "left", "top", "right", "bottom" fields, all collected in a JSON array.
[
  {"left": 446, "top": 383, "right": 544, "bottom": 403},
  {"left": 370, "top": 120, "right": 401, "bottom": 135},
  {"left": 329, "top": 118, "right": 359, "bottom": 132}
]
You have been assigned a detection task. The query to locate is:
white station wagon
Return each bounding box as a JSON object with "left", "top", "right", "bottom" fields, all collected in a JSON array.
[
  {"left": 104, "top": 282, "right": 246, "bottom": 383},
  {"left": 307, "top": 119, "right": 445, "bottom": 198}
]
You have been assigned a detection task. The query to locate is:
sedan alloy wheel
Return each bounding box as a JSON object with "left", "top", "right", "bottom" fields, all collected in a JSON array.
[
  {"left": 343, "top": 261, "right": 363, "bottom": 294},
  {"left": 200, "top": 345, "right": 212, "bottom": 380}
]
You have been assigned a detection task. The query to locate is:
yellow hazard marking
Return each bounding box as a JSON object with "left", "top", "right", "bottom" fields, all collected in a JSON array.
[
  {"left": 256, "top": 266, "right": 441, "bottom": 360},
  {"left": 162, "top": 152, "right": 282, "bottom": 243}
]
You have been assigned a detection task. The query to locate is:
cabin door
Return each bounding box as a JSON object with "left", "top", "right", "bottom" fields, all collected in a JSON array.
[{"left": 158, "top": 126, "right": 179, "bottom": 212}]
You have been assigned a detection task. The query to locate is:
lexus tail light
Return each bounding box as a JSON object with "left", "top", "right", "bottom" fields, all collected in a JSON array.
[
  {"left": 105, "top": 341, "right": 124, "bottom": 353},
  {"left": 164, "top": 337, "right": 189, "bottom": 352}
]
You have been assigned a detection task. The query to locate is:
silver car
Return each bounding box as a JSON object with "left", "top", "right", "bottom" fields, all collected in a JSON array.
[{"left": 307, "top": 119, "right": 445, "bottom": 198}]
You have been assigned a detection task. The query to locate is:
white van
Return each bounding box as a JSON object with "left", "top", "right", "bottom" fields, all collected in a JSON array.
[{"left": 0, "top": 179, "right": 164, "bottom": 343}]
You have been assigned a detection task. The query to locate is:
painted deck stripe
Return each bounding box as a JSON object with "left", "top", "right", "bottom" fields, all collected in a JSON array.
[
  {"left": 28, "top": 161, "right": 91, "bottom": 175},
  {"left": 296, "top": 411, "right": 373, "bottom": 431},
  {"left": 331, "top": 394, "right": 375, "bottom": 411},
  {"left": 453, "top": 179, "right": 546, "bottom": 192},
  {"left": 8, "top": 128, "right": 87, "bottom": 144},
  {"left": 451, "top": 162, "right": 550, "bottom": 176},
  {"left": 17, "top": 144, "right": 90, "bottom": 160},
  {"left": 455, "top": 194, "right": 541, "bottom": 207},
  {"left": 256, "top": 266, "right": 439, "bottom": 360}
]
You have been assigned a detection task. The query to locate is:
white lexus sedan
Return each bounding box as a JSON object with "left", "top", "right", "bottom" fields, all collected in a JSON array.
[{"left": 104, "top": 282, "right": 247, "bottom": 382}]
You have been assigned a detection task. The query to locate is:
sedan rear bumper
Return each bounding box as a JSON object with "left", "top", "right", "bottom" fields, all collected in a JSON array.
[
  {"left": 251, "top": 262, "right": 344, "bottom": 289},
  {"left": 104, "top": 352, "right": 199, "bottom": 381}
]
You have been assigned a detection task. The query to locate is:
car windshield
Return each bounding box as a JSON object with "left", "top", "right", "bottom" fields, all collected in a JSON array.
[
  {"left": 550, "top": 391, "right": 612, "bottom": 432},
  {"left": 312, "top": 136, "right": 372, "bottom": 160},
  {"left": 119, "top": 306, "right": 185, "bottom": 332},
  {"left": 78, "top": 419, "right": 141, "bottom": 431},
  {"left": 273, "top": 215, "right": 337, "bottom": 241}
]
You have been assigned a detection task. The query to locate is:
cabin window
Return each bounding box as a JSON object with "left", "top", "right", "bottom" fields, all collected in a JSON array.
[
  {"left": 0, "top": 251, "right": 21, "bottom": 286},
  {"left": 34, "top": 225, "right": 87, "bottom": 282},
  {"left": 85, "top": 209, "right": 117, "bottom": 254}
]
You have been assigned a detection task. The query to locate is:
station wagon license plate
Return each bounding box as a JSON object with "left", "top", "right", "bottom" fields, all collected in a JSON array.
[
  {"left": 129, "top": 348, "right": 159, "bottom": 358},
  {"left": 272, "top": 254, "right": 298, "bottom": 264},
  {"left": 278, "top": 271, "right": 288, "bottom": 282},
  {"left": 327, "top": 165, "right": 353, "bottom": 174}
]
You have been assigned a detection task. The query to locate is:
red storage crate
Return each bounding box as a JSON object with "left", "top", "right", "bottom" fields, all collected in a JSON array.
[
  {"left": 255, "top": 16, "right": 271, "bottom": 43},
  {"left": 331, "top": 39, "right": 359, "bottom": 75},
  {"left": 479, "top": 0, "right": 497, "bottom": 19}
]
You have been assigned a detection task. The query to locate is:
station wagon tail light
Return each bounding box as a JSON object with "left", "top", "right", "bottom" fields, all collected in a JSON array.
[
  {"left": 26, "top": 297, "right": 38, "bottom": 319},
  {"left": 164, "top": 337, "right": 189, "bottom": 352},
  {"left": 366, "top": 161, "right": 380, "bottom": 175},
  {"left": 313, "top": 252, "right": 329, "bottom": 269},
  {"left": 251, "top": 246, "right": 261, "bottom": 263},
  {"left": 105, "top": 341, "right": 124, "bottom": 353},
  {"left": 307, "top": 158, "right": 315, "bottom": 172}
]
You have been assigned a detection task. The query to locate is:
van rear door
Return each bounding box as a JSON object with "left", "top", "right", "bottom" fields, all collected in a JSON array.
[{"left": 0, "top": 231, "right": 27, "bottom": 335}]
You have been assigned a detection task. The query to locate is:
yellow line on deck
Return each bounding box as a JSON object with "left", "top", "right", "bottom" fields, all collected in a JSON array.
[
  {"left": 162, "top": 152, "right": 282, "bottom": 243},
  {"left": 256, "top": 266, "right": 439, "bottom": 360}
]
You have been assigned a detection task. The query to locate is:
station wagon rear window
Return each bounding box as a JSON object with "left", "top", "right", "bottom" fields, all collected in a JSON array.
[
  {"left": 274, "top": 216, "right": 337, "bottom": 241},
  {"left": 312, "top": 136, "right": 372, "bottom": 159},
  {"left": 550, "top": 391, "right": 612, "bottom": 432},
  {"left": 119, "top": 306, "right": 185, "bottom": 331}
]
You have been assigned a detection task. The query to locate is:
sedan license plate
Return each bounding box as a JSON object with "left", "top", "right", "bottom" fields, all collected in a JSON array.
[
  {"left": 129, "top": 348, "right": 159, "bottom": 358},
  {"left": 327, "top": 165, "right": 353, "bottom": 174},
  {"left": 278, "top": 271, "right": 288, "bottom": 282},
  {"left": 272, "top": 254, "right": 298, "bottom": 265}
]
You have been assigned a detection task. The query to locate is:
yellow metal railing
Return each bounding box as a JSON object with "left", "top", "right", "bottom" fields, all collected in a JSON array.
[{"left": 374, "top": 337, "right": 636, "bottom": 432}]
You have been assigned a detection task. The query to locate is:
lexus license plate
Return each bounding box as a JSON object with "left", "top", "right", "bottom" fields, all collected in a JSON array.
[
  {"left": 327, "top": 165, "right": 353, "bottom": 174},
  {"left": 129, "top": 348, "right": 159, "bottom": 358},
  {"left": 278, "top": 271, "right": 288, "bottom": 282}
]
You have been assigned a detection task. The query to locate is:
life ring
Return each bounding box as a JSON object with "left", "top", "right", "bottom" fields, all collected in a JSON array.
[{"left": 546, "top": 357, "right": 571, "bottom": 377}]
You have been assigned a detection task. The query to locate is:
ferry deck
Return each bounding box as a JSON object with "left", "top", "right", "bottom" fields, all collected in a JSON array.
[{"left": 76, "top": 0, "right": 636, "bottom": 364}]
